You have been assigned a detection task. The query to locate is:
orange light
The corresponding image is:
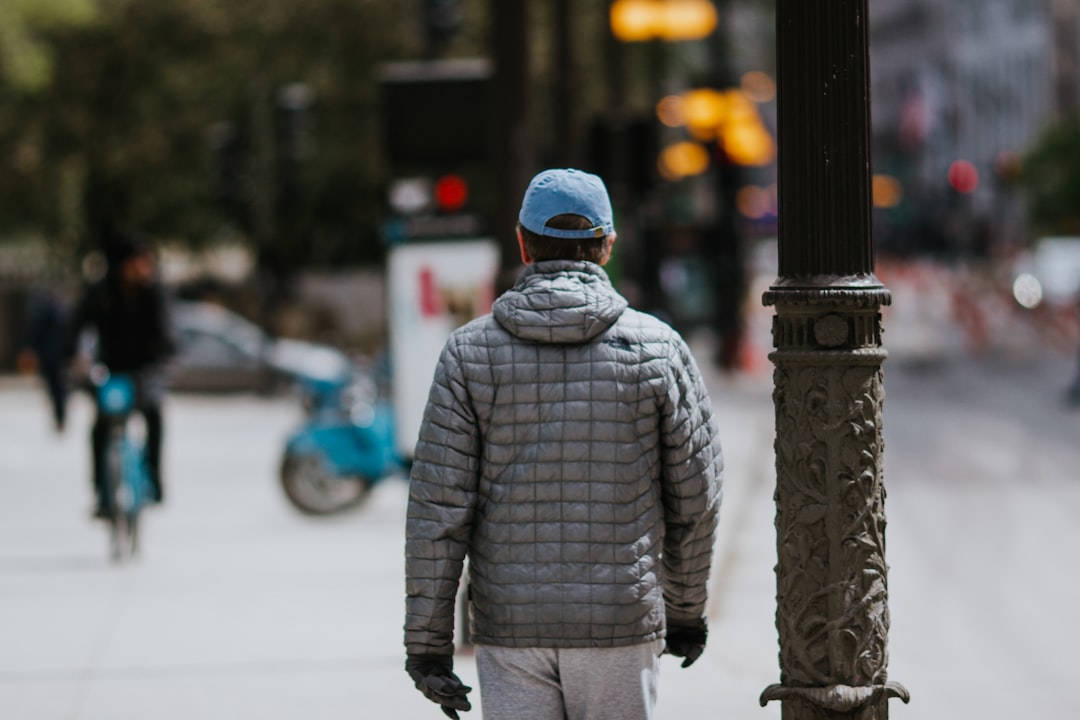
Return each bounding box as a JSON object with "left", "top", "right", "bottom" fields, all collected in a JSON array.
[
  {"left": 720, "top": 121, "right": 775, "bottom": 166},
  {"left": 722, "top": 89, "right": 757, "bottom": 121},
  {"left": 434, "top": 174, "right": 469, "bottom": 212},
  {"left": 656, "top": 95, "right": 686, "bottom": 127},
  {"left": 995, "top": 150, "right": 1022, "bottom": 183},
  {"left": 740, "top": 71, "right": 776, "bottom": 103},
  {"left": 682, "top": 89, "right": 728, "bottom": 136},
  {"left": 736, "top": 185, "right": 771, "bottom": 219},
  {"left": 611, "top": 0, "right": 717, "bottom": 42},
  {"left": 657, "top": 0, "right": 718, "bottom": 41},
  {"left": 610, "top": 0, "right": 657, "bottom": 42},
  {"left": 872, "top": 174, "right": 903, "bottom": 208},
  {"left": 670, "top": 87, "right": 776, "bottom": 166},
  {"left": 658, "top": 141, "right": 711, "bottom": 180}
]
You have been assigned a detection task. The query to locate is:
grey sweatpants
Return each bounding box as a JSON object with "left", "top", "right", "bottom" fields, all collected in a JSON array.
[{"left": 474, "top": 639, "right": 664, "bottom": 720}]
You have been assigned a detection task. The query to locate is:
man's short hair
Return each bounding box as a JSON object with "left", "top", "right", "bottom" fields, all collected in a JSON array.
[{"left": 519, "top": 214, "right": 613, "bottom": 263}]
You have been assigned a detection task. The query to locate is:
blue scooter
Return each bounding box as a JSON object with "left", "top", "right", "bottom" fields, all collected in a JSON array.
[{"left": 279, "top": 362, "right": 404, "bottom": 515}]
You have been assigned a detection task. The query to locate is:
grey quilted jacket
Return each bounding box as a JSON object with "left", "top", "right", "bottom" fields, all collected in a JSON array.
[{"left": 404, "top": 260, "right": 722, "bottom": 655}]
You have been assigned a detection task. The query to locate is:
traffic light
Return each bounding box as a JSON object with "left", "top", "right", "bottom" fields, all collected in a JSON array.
[
  {"left": 433, "top": 174, "right": 469, "bottom": 213},
  {"left": 378, "top": 60, "right": 492, "bottom": 242},
  {"left": 385, "top": 173, "right": 484, "bottom": 243},
  {"left": 387, "top": 174, "right": 472, "bottom": 216}
]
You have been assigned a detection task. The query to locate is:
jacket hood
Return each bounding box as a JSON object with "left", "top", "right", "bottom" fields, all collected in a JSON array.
[{"left": 493, "top": 260, "right": 629, "bottom": 343}]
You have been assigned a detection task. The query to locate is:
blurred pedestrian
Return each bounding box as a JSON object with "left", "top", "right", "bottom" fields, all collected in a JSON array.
[
  {"left": 404, "top": 169, "right": 723, "bottom": 719},
  {"left": 65, "top": 232, "right": 175, "bottom": 518},
  {"left": 1068, "top": 293, "right": 1080, "bottom": 408},
  {"left": 19, "top": 287, "right": 71, "bottom": 432}
]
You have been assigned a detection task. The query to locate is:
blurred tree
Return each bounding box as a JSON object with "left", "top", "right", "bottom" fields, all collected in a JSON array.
[
  {"left": 0, "top": 0, "right": 455, "bottom": 268},
  {"left": 0, "top": 0, "right": 644, "bottom": 271},
  {"left": 1023, "top": 117, "right": 1080, "bottom": 235},
  {"left": 0, "top": 0, "right": 96, "bottom": 92}
]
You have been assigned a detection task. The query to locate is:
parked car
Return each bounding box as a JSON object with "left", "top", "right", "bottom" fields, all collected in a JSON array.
[{"left": 168, "top": 301, "right": 351, "bottom": 394}]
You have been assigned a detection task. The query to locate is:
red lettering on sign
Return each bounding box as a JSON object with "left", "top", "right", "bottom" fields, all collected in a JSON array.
[{"left": 418, "top": 267, "right": 441, "bottom": 318}]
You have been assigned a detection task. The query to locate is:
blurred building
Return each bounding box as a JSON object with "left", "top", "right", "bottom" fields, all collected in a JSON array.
[{"left": 869, "top": 0, "right": 1072, "bottom": 257}]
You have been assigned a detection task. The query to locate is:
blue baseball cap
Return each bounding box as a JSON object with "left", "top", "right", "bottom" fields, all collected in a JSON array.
[{"left": 518, "top": 168, "right": 615, "bottom": 239}]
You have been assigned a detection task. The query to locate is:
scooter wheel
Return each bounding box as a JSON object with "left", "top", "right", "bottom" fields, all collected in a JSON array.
[{"left": 280, "top": 453, "right": 370, "bottom": 515}]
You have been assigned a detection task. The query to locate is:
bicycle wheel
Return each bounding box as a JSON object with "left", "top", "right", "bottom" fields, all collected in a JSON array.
[
  {"left": 110, "top": 511, "right": 132, "bottom": 562},
  {"left": 280, "top": 452, "right": 370, "bottom": 515},
  {"left": 119, "top": 439, "right": 148, "bottom": 558},
  {"left": 126, "top": 510, "right": 140, "bottom": 557},
  {"left": 105, "top": 439, "right": 128, "bottom": 562}
]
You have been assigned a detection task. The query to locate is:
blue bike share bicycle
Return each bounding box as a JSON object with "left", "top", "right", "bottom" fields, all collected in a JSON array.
[
  {"left": 92, "top": 367, "right": 153, "bottom": 561},
  {"left": 280, "top": 361, "right": 402, "bottom": 515}
]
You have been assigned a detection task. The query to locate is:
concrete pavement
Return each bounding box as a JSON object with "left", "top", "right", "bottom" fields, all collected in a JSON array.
[{"left": 0, "top": 355, "right": 784, "bottom": 720}]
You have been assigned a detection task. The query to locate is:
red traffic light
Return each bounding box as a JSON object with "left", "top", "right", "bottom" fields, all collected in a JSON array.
[
  {"left": 434, "top": 174, "right": 469, "bottom": 212},
  {"left": 948, "top": 160, "right": 979, "bottom": 194}
]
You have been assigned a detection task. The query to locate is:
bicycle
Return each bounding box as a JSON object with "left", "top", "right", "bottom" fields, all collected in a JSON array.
[{"left": 92, "top": 368, "right": 153, "bottom": 562}]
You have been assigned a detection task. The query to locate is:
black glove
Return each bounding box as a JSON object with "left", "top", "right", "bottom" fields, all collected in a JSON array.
[
  {"left": 406, "top": 653, "right": 473, "bottom": 719},
  {"left": 665, "top": 617, "right": 708, "bottom": 668}
]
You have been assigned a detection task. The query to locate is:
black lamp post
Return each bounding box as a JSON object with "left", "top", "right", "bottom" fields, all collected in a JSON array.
[{"left": 761, "top": 1, "right": 909, "bottom": 717}]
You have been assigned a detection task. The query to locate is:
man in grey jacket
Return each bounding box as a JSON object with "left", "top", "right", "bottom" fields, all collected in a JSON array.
[{"left": 405, "top": 168, "right": 723, "bottom": 720}]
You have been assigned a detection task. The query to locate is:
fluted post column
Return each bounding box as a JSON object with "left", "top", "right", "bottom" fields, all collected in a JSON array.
[{"left": 760, "top": 2, "right": 909, "bottom": 718}]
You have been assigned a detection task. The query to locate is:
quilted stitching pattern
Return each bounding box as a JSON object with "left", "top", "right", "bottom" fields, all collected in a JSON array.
[{"left": 405, "top": 261, "right": 723, "bottom": 655}]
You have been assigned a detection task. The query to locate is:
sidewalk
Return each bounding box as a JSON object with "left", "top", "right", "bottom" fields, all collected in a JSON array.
[
  {"left": 0, "top": 353, "right": 782, "bottom": 720},
  {"left": 662, "top": 352, "right": 782, "bottom": 720}
]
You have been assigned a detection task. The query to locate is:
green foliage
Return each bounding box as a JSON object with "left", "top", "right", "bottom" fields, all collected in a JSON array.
[
  {"left": 0, "top": 0, "right": 688, "bottom": 269},
  {"left": 0, "top": 0, "right": 96, "bottom": 92},
  {"left": 0, "top": 0, "right": 456, "bottom": 266},
  {"left": 1023, "top": 116, "right": 1080, "bottom": 236}
]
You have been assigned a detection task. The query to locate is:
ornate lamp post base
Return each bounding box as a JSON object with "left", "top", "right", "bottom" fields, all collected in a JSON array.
[
  {"left": 761, "top": 281, "right": 908, "bottom": 719},
  {"left": 761, "top": 682, "right": 910, "bottom": 716}
]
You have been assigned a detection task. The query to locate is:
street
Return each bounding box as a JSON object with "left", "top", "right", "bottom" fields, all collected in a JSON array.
[
  {"left": 2, "top": 327, "right": 1079, "bottom": 719},
  {"left": 882, "top": 346, "right": 1080, "bottom": 718}
]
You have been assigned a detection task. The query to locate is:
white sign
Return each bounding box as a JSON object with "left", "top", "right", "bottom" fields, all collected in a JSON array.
[{"left": 388, "top": 239, "right": 500, "bottom": 458}]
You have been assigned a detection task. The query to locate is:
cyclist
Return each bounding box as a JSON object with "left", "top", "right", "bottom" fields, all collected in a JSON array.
[{"left": 65, "top": 232, "right": 175, "bottom": 518}]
